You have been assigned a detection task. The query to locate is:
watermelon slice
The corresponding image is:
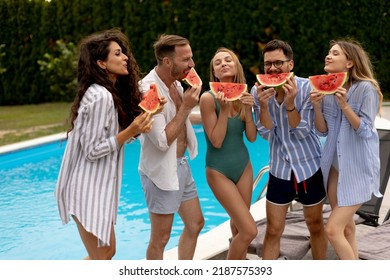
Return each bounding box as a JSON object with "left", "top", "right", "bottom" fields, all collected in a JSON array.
[
  {"left": 256, "top": 72, "right": 294, "bottom": 87},
  {"left": 309, "top": 72, "right": 348, "bottom": 94},
  {"left": 139, "top": 83, "right": 161, "bottom": 113},
  {"left": 182, "top": 67, "right": 202, "bottom": 87},
  {"left": 209, "top": 82, "right": 247, "bottom": 101}
]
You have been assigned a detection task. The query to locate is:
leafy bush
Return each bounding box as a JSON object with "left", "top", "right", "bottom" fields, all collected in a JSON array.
[{"left": 37, "top": 40, "right": 77, "bottom": 102}]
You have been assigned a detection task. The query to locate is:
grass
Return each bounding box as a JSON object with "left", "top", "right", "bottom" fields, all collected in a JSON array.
[
  {"left": 1, "top": 97, "right": 389, "bottom": 147},
  {"left": 0, "top": 102, "right": 71, "bottom": 146}
]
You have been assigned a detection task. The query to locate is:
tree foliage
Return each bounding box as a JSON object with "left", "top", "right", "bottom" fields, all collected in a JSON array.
[
  {"left": 0, "top": 0, "right": 389, "bottom": 104},
  {"left": 37, "top": 40, "right": 77, "bottom": 102}
]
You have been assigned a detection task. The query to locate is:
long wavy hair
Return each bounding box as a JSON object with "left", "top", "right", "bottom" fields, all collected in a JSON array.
[
  {"left": 209, "top": 47, "right": 247, "bottom": 121},
  {"left": 330, "top": 39, "right": 383, "bottom": 113},
  {"left": 67, "top": 28, "right": 142, "bottom": 135}
]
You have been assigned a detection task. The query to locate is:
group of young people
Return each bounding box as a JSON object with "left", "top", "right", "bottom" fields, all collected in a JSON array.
[{"left": 55, "top": 28, "right": 383, "bottom": 261}]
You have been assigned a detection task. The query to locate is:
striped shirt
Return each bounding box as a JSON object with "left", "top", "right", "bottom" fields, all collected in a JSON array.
[
  {"left": 316, "top": 80, "right": 382, "bottom": 206},
  {"left": 251, "top": 76, "right": 321, "bottom": 183},
  {"left": 55, "top": 84, "right": 122, "bottom": 247}
]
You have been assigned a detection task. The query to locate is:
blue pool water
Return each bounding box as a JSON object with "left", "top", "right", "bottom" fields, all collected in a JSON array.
[{"left": 0, "top": 125, "right": 269, "bottom": 260}]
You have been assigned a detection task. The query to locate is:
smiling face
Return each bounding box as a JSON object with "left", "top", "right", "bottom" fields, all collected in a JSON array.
[
  {"left": 97, "top": 41, "right": 129, "bottom": 83},
  {"left": 324, "top": 44, "right": 353, "bottom": 74},
  {"left": 212, "top": 51, "right": 236, "bottom": 82},
  {"left": 263, "top": 49, "right": 294, "bottom": 75}
]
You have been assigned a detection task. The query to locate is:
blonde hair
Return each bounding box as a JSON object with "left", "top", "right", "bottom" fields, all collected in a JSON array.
[
  {"left": 330, "top": 39, "right": 383, "bottom": 113},
  {"left": 209, "top": 47, "right": 247, "bottom": 120}
]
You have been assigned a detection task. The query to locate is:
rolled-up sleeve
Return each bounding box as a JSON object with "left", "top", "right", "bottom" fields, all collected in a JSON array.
[
  {"left": 354, "top": 84, "right": 378, "bottom": 139},
  {"left": 143, "top": 111, "right": 170, "bottom": 151}
]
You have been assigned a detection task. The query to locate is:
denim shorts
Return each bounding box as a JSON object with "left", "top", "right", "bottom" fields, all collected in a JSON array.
[{"left": 140, "top": 157, "right": 198, "bottom": 214}]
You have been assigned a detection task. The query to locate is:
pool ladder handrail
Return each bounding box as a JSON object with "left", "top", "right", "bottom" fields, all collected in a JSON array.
[{"left": 252, "top": 165, "right": 269, "bottom": 201}]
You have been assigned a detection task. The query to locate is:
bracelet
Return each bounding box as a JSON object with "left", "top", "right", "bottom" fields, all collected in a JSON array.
[{"left": 286, "top": 106, "right": 295, "bottom": 112}]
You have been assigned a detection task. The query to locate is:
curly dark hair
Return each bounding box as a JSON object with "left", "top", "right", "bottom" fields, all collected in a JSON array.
[{"left": 67, "top": 28, "right": 142, "bottom": 134}]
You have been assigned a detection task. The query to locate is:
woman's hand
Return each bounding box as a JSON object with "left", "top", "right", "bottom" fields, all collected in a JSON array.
[
  {"left": 216, "top": 91, "right": 232, "bottom": 112},
  {"left": 129, "top": 111, "right": 154, "bottom": 135},
  {"left": 116, "top": 111, "right": 154, "bottom": 145},
  {"left": 334, "top": 87, "right": 349, "bottom": 110},
  {"left": 240, "top": 91, "right": 254, "bottom": 109},
  {"left": 310, "top": 90, "right": 324, "bottom": 110}
]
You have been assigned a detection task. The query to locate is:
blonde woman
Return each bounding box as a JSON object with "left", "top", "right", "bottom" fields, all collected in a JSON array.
[
  {"left": 310, "top": 39, "right": 383, "bottom": 259},
  {"left": 199, "top": 47, "right": 258, "bottom": 259}
]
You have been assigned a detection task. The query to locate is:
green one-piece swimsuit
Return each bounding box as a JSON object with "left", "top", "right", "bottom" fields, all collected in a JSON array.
[{"left": 204, "top": 91, "right": 250, "bottom": 184}]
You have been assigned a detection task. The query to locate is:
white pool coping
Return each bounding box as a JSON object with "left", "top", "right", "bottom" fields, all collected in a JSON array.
[{"left": 0, "top": 132, "right": 66, "bottom": 155}]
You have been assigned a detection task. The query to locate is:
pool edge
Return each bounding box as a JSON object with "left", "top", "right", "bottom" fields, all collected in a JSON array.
[{"left": 0, "top": 132, "right": 67, "bottom": 155}]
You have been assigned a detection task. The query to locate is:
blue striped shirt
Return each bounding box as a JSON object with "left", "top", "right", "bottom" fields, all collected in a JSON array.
[
  {"left": 251, "top": 76, "right": 321, "bottom": 183},
  {"left": 316, "top": 80, "right": 382, "bottom": 206}
]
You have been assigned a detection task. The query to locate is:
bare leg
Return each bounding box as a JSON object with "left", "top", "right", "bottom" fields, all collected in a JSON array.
[
  {"left": 326, "top": 205, "right": 360, "bottom": 259},
  {"left": 326, "top": 167, "right": 361, "bottom": 259},
  {"left": 345, "top": 218, "right": 359, "bottom": 259},
  {"left": 262, "top": 202, "right": 289, "bottom": 259},
  {"left": 232, "top": 163, "right": 257, "bottom": 259},
  {"left": 303, "top": 202, "right": 327, "bottom": 259},
  {"left": 72, "top": 215, "right": 116, "bottom": 260},
  {"left": 206, "top": 164, "right": 257, "bottom": 260},
  {"left": 146, "top": 212, "right": 174, "bottom": 260},
  {"left": 177, "top": 197, "right": 204, "bottom": 259}
]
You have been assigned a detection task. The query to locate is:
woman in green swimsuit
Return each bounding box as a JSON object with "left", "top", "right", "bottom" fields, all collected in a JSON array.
[{"left": 199, "top": 47, "right": 258, "bottom": 259}]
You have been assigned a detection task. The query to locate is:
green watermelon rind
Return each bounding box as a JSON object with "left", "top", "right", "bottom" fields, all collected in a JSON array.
[
  {"left": 256, "top": 72, "right": 294, "bottom": 88},
  {"left": 139, "top": 83, "right": 161, "bottom": 113},
  {"left": 309, "top": 72, "right": 348, "bottom": 95},
  {"left": 209, "top": 82, "right": 247, "bottom": 102},
  {"left": 182, "top": 67, "right": 202, "bottom": 87}
]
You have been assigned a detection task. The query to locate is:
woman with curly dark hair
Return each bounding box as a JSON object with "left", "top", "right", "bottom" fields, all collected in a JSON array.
[{"left": 55, "top": 29, "right": 157, "bottom": 259}]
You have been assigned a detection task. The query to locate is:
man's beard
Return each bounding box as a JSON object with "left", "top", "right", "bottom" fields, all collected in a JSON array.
[{"left": 171, "top": 64, "right": 182, "bottom": 80}]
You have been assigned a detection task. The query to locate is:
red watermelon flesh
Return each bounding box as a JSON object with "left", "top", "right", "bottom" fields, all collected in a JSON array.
[
  {"left": 209, "top": 82, "right": 247, "bottom": 101},
  {"left": 182, "top": 67, "right": 202, "bottom": 87},
  {"left": 309, "top": 72, "right": 348, "bottom": 94},
  {"left": 139, "top": 83, "right": 161, "bottom": 113},
  {"left": 256, "top": 72, "right": 294, "bottom": 87}
]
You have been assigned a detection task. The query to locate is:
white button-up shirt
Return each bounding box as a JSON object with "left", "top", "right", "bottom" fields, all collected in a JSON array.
[{"left": 138, "top": 68, "right": 198, "bottom": 191}]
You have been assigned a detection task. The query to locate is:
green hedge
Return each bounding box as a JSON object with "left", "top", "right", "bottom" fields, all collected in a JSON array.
[{"left": 0, "top": 0, "right": 388, "bottom": 105}]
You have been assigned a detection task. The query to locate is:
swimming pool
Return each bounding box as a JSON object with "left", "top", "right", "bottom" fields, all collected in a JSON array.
[{"left": 0, "top": 125, "right": 269, "bottom": 260}]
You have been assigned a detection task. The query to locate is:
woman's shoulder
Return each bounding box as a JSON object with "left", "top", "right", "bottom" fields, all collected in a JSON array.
[
  {"left": 354, "top": 80, "right": 374, "bottom": 89},
  {"left": 351, "top": 80, "right": 377, "bottom": 96},
  {"left": 87, "top": 84, "right": 111, "bottom": 97},
  {"left": 199, "top": 90, "right": 217, "bottom": 111},
  {"left": 82, "top": 84, "right": 113, "bottom": 106},
  {"left": 200, "top": 90, "right": 214, "bottom": 101}
]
